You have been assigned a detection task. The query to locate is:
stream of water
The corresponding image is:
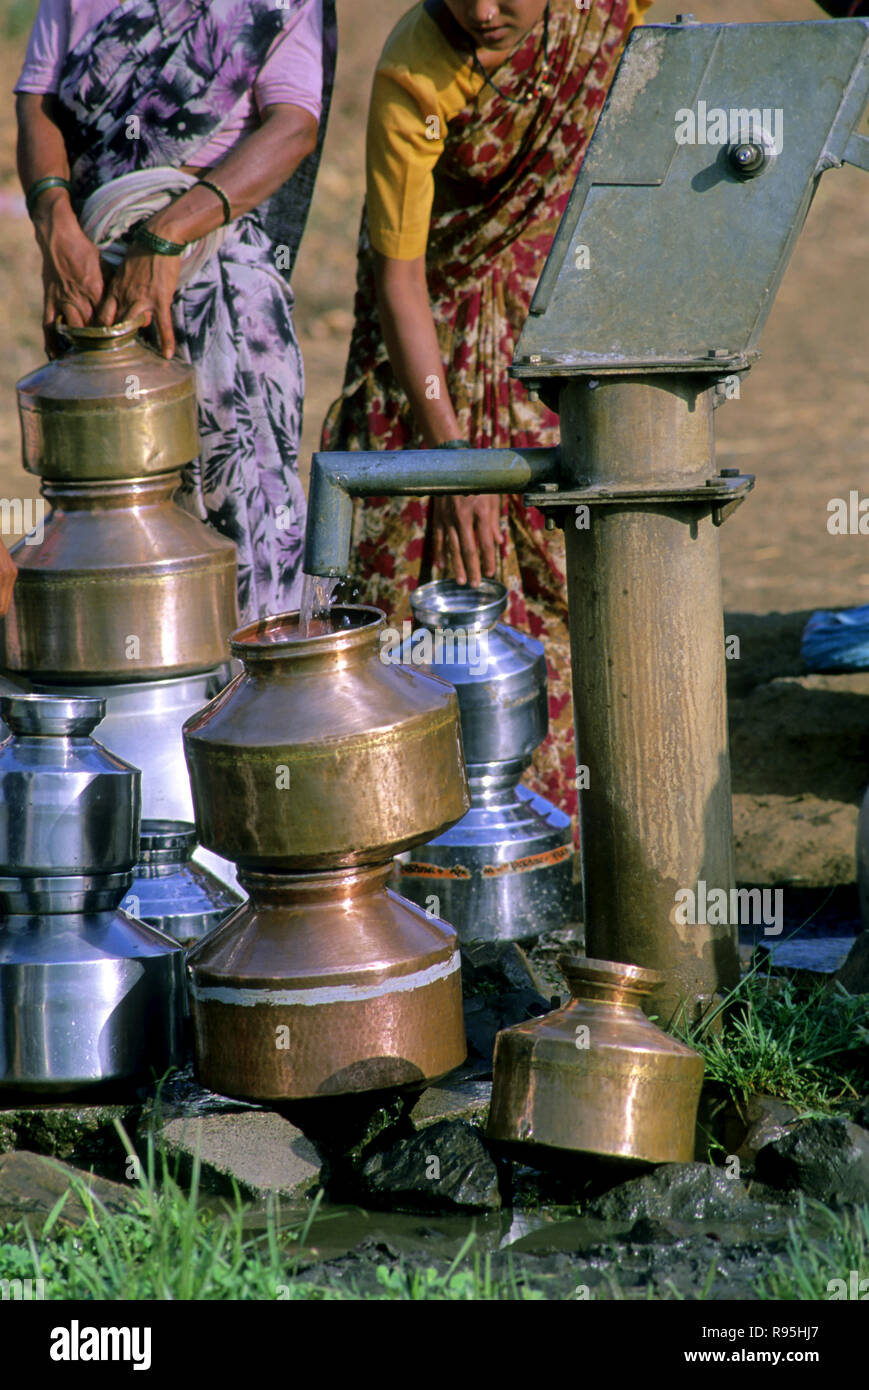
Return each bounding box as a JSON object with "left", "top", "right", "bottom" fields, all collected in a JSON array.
[{"left": 298, "top": 574, "right": 340, "bottom": 636}]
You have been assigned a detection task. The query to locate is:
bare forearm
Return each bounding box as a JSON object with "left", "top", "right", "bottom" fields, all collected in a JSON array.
[
  {"left": 373, "top": 251, "right": 461, "bottom": 447},
  {"left": 17, "top": 92, "right": 70, "bottom": 190},
  {"left": 149, "top": 103, "right": 319, "bottom": 245},
  {"left": 17, "top": 93, "right": 76, "bottom": 235}
]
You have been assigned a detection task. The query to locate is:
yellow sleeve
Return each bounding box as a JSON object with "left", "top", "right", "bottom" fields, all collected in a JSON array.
[
  {"left": 365, "top": 8, "right": 483, "bottom": 261},
  {"left": 366, "top": 65, "right": 450, "bottom": 261}
]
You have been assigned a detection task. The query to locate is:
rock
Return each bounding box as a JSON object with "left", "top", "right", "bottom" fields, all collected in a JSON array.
[
  {"left": 409, "top": 1078, "right": 491, "bottom": 1131},
  {"left": 146, "top": 1111, "right": 321, "bottom": 1201},
  {"left": 733, "top": 1094, "right": 802, "bottom": 1170},
  {"left": 586, "top": 1162, "right": 759, "bottom": 1223},
  {"left": 0, "top": 1102, "right": 141, "bottom": 1173},
  {"left": 0, "top": 1151, "right": 134, "bottom": 1231},
  {"left": 833, "top": 931, "right": 869, "bottom": 994},
  {"left": 344, "top": 1119, "right": 501, "bottom": 1214},
  {"left": 754, "top": 1116, "right": 869, "bottom": 1207},
  {"left": 460, "top": 940, "right": 542, "bottom": 996},
  {"left": 463, "top": 989, "right": 551, "bottom": 1068}
]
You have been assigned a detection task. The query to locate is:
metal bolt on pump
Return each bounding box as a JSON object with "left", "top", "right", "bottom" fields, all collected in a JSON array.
[{"left": 304, "top": 18, "right": 869, "bottom": 1024}]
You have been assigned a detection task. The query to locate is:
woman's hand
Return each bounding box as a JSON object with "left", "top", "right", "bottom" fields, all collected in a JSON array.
[
  {"left": 432, "top": 493, "right": 502, "bottom": 587},
  {"left": 97, "top": 248, "right": 182, "bottom": 358},
  {"left": 0, "top": 545, "right": 17, "bottom": 618},
  {"left": 35, "top": 196, "right": 104, "bottom": 357}
]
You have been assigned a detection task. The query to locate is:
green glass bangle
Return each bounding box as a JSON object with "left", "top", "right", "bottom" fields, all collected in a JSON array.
[
  {"left": 197, "top": 177, "right": 232, "bottom": 226},
  {"left": 440, "top": 439, "right": 472, "bottom": 449},
  {"left": 26, "top": 176, "right": 71, "bottom": 217},
  {"left": 131, "top": 224, "right": 187, "bottom": 257}
]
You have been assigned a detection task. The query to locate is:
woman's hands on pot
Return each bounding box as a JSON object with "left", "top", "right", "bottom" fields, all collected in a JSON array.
[
  {"left": 33, "top": 195, "right": 104, "bottom": 358},
  {"left": 432, "top": 494, "right": 502, "bottom": 587},
  {"left": 96, "top": 249, "right": 182, "bottom": 358}
]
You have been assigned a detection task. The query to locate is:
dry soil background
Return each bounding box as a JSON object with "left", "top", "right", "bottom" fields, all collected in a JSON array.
[{"left": 0, "top": 0, "right": 868, "bottom": 888}]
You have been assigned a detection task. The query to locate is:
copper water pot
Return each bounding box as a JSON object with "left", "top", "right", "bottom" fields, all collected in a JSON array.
[
  {"left": 183, "top": 607, "right": 471, "bottom": 871},
  {"left": 487, "top": 955, "right": 704, "bottom": 1163},
  {"left": 17, "top": 319, "right": 198, "bottom": 480},
  {"left": 187, "top": 862, "right": 466, "bottom": 1102},
  {"left": 0, "top": 475, "right": 237, "bottom": 681}
]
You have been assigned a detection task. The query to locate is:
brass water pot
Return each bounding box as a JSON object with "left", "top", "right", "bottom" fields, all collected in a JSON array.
[
  {"left": 187, "top": 863, "right": 466, "bottom": 1102},
  {"left": 1, "top": 475, "right": 237, "bottom": 681},
  {"left": 487, "top": 955, "right": 704, "bottom": 1163},
  {"left": 17, "top": 319, "right": 198, "bottom": 480},
  {"left": 183, "top": 607, "right": 471, "bottom": 871}
]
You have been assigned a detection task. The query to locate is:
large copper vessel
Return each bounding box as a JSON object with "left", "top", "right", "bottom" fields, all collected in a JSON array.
[
  {"left": 183, "top": 607, "right": 470, "bottom": 870},
  {"left": 1, "top": 320, "right": 237, "bottom": 681},
  {"left": 187, "top": 864, "right": 464, "bottom": 1101},
  {"left": 487, "top": 955, "right": 704, "bottom": 1163},
  {"left": 183, "top": 607, "right": 469, "bottom": 1102}
]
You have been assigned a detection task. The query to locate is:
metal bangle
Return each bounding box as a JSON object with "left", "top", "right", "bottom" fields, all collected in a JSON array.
[
  {"left": 131, "top": 224, "right": 187, "bottom": 257},
  {"left": 26, "top": 175, "right": 71, "bottom": 217},
  {"left": 197, "top": 178, "right": 232, "bottom": 226}
]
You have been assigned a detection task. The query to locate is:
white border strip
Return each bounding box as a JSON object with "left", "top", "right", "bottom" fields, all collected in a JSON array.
[{"left": 191, "top": 951, "right": 460, "bottom": 1008}]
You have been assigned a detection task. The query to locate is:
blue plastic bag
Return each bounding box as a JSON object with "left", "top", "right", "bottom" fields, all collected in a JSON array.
[{"left": 801, "top": 604, "right": 869, "bottom": 672}]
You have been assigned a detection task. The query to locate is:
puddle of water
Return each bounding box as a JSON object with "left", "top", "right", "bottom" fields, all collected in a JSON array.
[{"left": 235, "top": 1198, "right": 575, "bottom": 1266}]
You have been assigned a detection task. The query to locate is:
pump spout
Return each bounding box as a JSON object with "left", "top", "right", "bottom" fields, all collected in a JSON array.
[{"left": 303, "top": 447, "right": 561, "bottom": 576}]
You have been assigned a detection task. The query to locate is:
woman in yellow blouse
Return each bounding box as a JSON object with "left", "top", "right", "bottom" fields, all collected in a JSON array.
[{"left": 323, "top": 0, "right": 651, "bottom": 820}]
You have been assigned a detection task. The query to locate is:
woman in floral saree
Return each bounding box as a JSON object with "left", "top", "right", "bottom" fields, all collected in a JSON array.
[
  {"left": 323, "top": 0, "right": 650, "bottom": 824},
  {"left": 15, "top": 0, "right": 336, "bottom": 624}
]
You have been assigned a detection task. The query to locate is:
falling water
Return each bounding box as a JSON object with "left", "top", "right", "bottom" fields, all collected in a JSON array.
[{"left": 299, "top": 573, "right": 340, "bottom": 636}]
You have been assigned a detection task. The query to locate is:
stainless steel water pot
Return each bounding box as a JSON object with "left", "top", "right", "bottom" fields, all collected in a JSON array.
[
  {"left": 0, "top": 693, "right": 183, "bottom": 1094},
  {"left": 395, "top": 581, "right": 579, "bottom": 940}
]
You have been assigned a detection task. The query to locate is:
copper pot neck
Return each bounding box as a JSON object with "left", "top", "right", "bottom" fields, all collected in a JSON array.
[
  {"left": 41, "top": 474, "right": 181, "bottom": 509},
  {"left": 558, "top": 953, "right": 664, "bottom": 1008},
  {"left": 238, "top": 862, "right": 395, "bottom": 904}
]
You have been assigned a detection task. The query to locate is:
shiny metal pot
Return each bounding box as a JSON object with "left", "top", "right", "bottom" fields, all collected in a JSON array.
[
  {"left": 17, "top": 319, "right": 198, "bottom": 482},
  {"left": 124, "top": 820, "right": 243, "bottom": 943},
  {"left": 407, "top": 578, "right": 548, "bottom": 766},
  {"left": 0, "top": 692, "right": 183, "bottom": 1095},
  {"left": 187, "top": 863, "right": 465, "bottom": 1103},
  {"left": 30, "top": 667, "right": 241, "bottom": 891},
  {"left": 487, "top": 955, "right": 704, "bottom": 1163},
  {"left": 396, "top": 580, "right": 578, "bottom": 940},
  {"left": 398, "top": 769, "right": 577, "bottom": 942},
  {"left": 0, "top": 694, "right": 139, "bottom": 878},
  {"left": 1, "top": 475, "right": 237, "bottom": 681},
  {"left": 0, "top": 906, "right": 184, "bottom": 1094},
  {"left": 183, "top": 607, "right": 470, "bottom": 872}
]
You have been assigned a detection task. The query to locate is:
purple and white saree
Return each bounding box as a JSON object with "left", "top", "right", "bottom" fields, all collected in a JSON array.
[{"left": 54, "top": 0, "right": 337, "bottom": 622}]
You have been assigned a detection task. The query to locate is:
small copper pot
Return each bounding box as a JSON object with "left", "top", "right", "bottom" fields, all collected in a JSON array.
[{"left": 487, "top": 954, "right": 704, "bottom": 1163}]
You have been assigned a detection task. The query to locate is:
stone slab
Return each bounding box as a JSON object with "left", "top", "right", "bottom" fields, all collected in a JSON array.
[
  {"left": 409, "top": 1079, "right": 492, "bottom": 1131},
  {"left": 146, "top": 1110, "right": 321, "bottom": 1201},
  {"left": 0, "top": 1151, "right": 134, "bottom": 1231}
]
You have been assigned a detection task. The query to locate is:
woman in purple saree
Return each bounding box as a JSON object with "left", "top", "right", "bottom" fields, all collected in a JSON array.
[{"left": 15, "top": 0, "right": 337, "bottom": 623}]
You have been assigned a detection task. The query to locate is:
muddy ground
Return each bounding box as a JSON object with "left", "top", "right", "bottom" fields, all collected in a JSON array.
[{"left": 1, "top": 0, "right": 868, "bottom": 891}]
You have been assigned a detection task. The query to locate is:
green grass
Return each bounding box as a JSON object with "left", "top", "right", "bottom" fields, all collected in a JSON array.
[
  {"left": 0, "top": 1120, "right": 547, "bottom": 1301},
  {"left": 676, "top": 957, "right": 869, "bottom": 1114},
  {"left": 755, "top": 1200, "right": 869, "bottom": 1300},
  {"left": 1, "top": 1120, "right": 864, "bottom": 1299}
]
